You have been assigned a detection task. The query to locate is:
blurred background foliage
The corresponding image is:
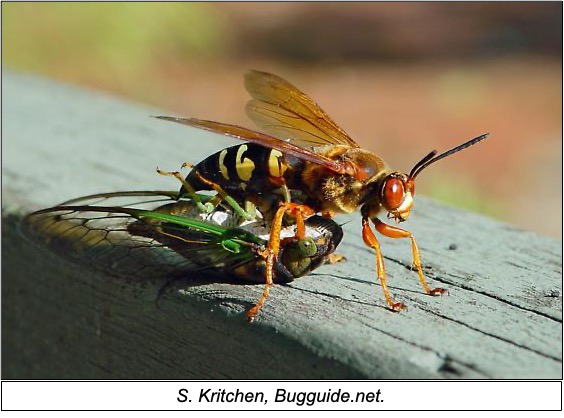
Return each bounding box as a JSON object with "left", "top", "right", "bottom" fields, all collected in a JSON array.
[{"left": 2, "top": 2, "right": 562, "bottom": 237}]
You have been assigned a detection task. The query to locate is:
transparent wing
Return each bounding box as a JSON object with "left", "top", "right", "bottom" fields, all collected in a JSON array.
[
  {"left": 23, "top": 192, "right": 258, "bottom": 282},
  {"left": 244, "top": 70, "right": 360, "bottom": 148}
]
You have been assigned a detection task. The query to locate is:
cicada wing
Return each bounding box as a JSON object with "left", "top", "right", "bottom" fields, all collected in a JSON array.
[
  {"left": 58, "top": 190, "right": 180, "bottom": 209},
  {"left": 22, "top": 192, "right": 258, "bottom": 282},
  {"left": 24, "top": 207, "right": 195, "bottom": 281}
]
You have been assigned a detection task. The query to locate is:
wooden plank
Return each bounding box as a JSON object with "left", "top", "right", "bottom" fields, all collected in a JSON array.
[{"left": 2, "top": 71, "right": 562, "bottom": 379}]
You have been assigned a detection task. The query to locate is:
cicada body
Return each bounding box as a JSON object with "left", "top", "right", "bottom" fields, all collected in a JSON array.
[{"left": 23, "top": 191, "right": 343, "bottom": 285}]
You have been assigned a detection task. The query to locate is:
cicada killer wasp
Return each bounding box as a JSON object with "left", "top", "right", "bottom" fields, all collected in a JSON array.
[
  {"left": 23, "top": 191, "right": 344, "bottom": 298},
  {"left": 156, "top": 70, "right": 489, "bottom": 317}
]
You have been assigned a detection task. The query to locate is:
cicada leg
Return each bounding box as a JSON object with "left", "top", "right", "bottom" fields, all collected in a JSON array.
[
  {"left": 156, "top": 167, "right": 214, "bottom": 213},
  {"left": 327, "top": 253, "right": 346, "bottom": 264},
  {"left": 362, "top": 218, "right": 406, "bottom": 311},
  {"left": 246, "top": 202, "right": 315, "bottom": 322},
  {"left": 372, "top": 218, "right": 447, "bottom": 297}
]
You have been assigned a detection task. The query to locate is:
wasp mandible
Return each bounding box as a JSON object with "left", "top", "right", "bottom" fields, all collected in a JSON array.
[{"left": 157, "top": 70, "right": 488, "bottom": 315}]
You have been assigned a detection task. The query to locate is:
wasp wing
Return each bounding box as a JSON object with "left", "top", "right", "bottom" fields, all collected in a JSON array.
[
  {"left": 244, "top": 70, "right": 360, "bottom": 148},
  {"left": 155, "top": 116, "right": 351, "bottom": 175},
  {"left": 23, "top": 192, "right": 259, "bottom": 282}
]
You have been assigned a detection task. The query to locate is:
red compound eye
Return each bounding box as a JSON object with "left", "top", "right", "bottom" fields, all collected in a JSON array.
[{"left": 383, "top": 177, "right": 405, "bottom": 210}]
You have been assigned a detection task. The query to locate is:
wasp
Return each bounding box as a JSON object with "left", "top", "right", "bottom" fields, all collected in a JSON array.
[
  {"left": 23, "top": 191, "right": 344, "bottom": 299},
  {"left": 156, "top": 70, "right": 489, "bottom": 316}
]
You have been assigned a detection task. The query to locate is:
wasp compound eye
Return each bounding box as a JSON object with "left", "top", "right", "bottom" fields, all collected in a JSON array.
[{"left": 383, "top": 177, "right": 405, "bottom": 211}]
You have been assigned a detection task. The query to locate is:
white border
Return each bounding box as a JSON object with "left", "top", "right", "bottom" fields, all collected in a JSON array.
[{"left": 1, "top": 381, "right": 561, "bottom": 411}]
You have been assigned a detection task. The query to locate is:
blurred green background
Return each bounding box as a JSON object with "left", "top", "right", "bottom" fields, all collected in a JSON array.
[{"left": 2, "top": 2, "right": 562, "bottom": 237}]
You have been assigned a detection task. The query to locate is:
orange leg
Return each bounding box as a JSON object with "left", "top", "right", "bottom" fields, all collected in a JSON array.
[
  {"left": 246, "top": 202, "right": 314, "bottom": 322},
  {"left": 373, "top": 218, "right": 447, "bottom": 297},
  {"left": 362, "top": 218, "right": 406, "bottom": 311}
]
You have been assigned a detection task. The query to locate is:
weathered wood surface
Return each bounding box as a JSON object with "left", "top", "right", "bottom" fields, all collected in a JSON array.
[{"left": 2, "top": 71, "right": 562, "bottom": 379}]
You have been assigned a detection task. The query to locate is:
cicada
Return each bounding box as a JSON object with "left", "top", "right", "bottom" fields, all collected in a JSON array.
[
  {"left": 23, "top": 191, "right": 344, "bottom": 304},
  {"left": 156, "top": 70, "right": 489, "bottom": 315}
]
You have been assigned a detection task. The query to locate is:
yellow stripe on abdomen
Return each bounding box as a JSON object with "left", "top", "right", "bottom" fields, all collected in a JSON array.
[
  {"left": 218, "top": 149, "right": 229, "bottom": 180},
  {"left": 235, "top": 145, "right": 255, "bottom": 181},
  {"left": 268, "top": 149, "right": 286, "bottom": 178}
]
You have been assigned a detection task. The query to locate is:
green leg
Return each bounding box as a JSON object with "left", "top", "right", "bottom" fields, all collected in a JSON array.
[{"left": 157, "top": 168, "right": 214, "bottom": 213}]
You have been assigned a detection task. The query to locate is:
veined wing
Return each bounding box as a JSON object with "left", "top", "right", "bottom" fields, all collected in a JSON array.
[
  {"left": 244, "top": 70, "right": 360, "bottom": 148},
  {"left": 155, "top": 116, "right": 353, "bottom": 175},
  {"left": 59, "top": 190, "right": 180, "bottom": 207},
  {"left": 23, "top": 192, "right": 259, "bottom": 282}
]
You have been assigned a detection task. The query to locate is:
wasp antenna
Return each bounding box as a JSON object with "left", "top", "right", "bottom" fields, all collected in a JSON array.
[
  {"left": 409, "top": 133, "right": 490, "bottom": 180},
  {"left": 409, "top": 150, "right": 438, "bottom": 179}
]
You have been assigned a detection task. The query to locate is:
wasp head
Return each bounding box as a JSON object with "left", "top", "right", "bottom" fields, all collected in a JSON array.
[
  {"left": 361, "top": 133, "right": 490, "bottom": 223},
  {"left": 360, "top": 171, "right": 414, "bottom": 224},
  {"left": 381, "top": 172, "right": 415, "bottom": 223}
]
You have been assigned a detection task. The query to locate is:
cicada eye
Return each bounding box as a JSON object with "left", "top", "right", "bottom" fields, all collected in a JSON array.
[
  {"left": 383, "top": 177, "right": 405, "bottom": 210},
  {"left": 295, "top": 237, "right": 318, "bottom": 258}
]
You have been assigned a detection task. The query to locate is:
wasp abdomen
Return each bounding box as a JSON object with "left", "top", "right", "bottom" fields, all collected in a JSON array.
[{"left": 183, "top": 143, "right": 297, "bottom": 196}]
